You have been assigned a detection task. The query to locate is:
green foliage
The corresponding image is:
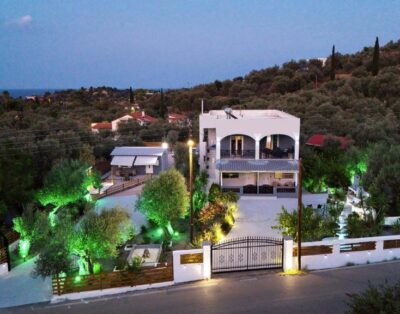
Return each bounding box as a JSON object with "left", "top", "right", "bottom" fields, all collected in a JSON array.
[
  {"left": 136, "top": 168, "right": 189, "bottom": 235},
  {"left": 166, "top": 130, "right": 179, "bottom": 148},
  {"left": 345, "top": 212, "right": 382, "bottom": 238},
  {"left": 330, "top": 45, "right": 336, "bottom": 80},
  {"left": 273, "top": 205, "right": 339, "bottom": 242},
  {"left": 127, "top": 256, "right": 143, "bottom": 272},
  {"left": 13, "top": 207, "right": 50, "bottom": 258},
  {"left": 37, "top": 159, "right": 99, "bottom": 210},
  {"left": 392, "top": 219, "right": 400, "bottom": 235},
  {"left": 372, "top": 37, "right": 380, "bottom": 76},
  {"left": 208, "top": 183, "right": 240, "bottom": 205},
  {"left": 208, "top": 183, "right": 222, "bottom": 203},
  {"left": 193, "top": 170, "right": 209, "bottom": 212},
  {"left": 32, "top": 241, "right": 71, "bottom": 279},
  {"left": 197, "top": 197, "right": 238, "bottom": 243},
  {"left": 364, "top": 144, "right": 400, "bottom": 216},
  {"left": 346, "top": 280, "right": 400, "bottom": 313}
]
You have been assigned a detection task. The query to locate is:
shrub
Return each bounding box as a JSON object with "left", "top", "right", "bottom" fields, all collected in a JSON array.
[
  {"left": 346, "top": 280, "right": 400, "bottom": 313},
  {"left": 346, "top": 212, "right": 382, "bottom": 238},
  {"left": 273, "top": 205, "right": 339, "bottom": 241},
  {"left": 392, "top": 219, "right": 400, "bottom": 235}
]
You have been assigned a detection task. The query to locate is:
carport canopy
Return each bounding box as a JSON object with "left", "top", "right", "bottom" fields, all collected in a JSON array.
[
  {"left": 111, "top": 156, "right": 135, "bottom": 167},
  {"left": 134, "top": 156, "right": 158, "bottom": 166}
]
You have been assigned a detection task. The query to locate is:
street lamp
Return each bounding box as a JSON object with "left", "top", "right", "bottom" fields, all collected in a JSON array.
[
  {"left": 188, "top": 139, "right": 195, "bottom": 243},
  {"left": 161, "top": 142, "right": 169, "bottom": 149}
]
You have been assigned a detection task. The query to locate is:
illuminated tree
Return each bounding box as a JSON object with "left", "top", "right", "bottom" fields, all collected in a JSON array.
[
  {"left": 70, "top": 208, "right": 133, "bottom": 274},
  {"left": 136, "top": 168, "right": 189, "bottom": 235},
  {"left": 13, "top": 206, "right": 49, "bottom": 259},
  {"left": 37, "top": 159, "right": 101, "bottom": 224}
]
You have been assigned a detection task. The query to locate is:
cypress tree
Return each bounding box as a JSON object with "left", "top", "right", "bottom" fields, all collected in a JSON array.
[
  {"left": 129, "top": 86, "right": 134, "bottom": 104},
  {"left": 159, "top": 88, "right": 166, "bottom": 119},
  {"left": 372, "top": 37, "right": 380, "bottom": 76},
  {"left": 330, "top": 45, "right": 336, "bottom": 81}
]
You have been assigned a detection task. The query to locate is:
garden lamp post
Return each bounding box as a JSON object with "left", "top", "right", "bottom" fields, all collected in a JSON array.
[
  {"left": 297, "top": 158, "right": 303, "bottom": 271},
  {"left": 188, "top": 139, "right": 195, "bottom": 243}
]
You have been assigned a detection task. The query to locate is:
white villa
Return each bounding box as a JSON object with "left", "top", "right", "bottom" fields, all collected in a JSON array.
[{"left": 199, "top": 109, "right": 300, "bottom": 196}]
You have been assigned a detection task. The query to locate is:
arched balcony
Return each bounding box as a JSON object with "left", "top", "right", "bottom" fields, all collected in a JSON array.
[
  {"left": 220, "top": 134, "right": 256, "bottom": 159},
  {"left": 259, "top": 134, "right": 295, "bottom": 159}
]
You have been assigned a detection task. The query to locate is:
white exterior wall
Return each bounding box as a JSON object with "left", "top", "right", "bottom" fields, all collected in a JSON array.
[
  {"left": 111, "top": 115, "right": 133, "bottom": 131},
  {"left": 199, "top": 110, "right": 300, "bottom": 182},
  {"left": 290, "top": 235, "right": 400, "bottom": 271}
]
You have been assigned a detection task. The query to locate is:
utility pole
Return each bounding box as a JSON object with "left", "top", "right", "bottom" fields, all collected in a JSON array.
[{"left": 297, "top": 158, "right": 303, "bottom": 271}]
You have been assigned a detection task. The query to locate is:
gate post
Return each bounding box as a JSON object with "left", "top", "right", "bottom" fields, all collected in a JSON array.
[
  {"left": 202, "top": 241, "right": 211, "bottom": 280},
  {"left": 283, "top": 237, "right": 294, "bottom": 272}
]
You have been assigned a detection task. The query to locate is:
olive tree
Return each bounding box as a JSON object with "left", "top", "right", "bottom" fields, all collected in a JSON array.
[{"left": 136, "top": 168, "right": 189, "bottom": 235}]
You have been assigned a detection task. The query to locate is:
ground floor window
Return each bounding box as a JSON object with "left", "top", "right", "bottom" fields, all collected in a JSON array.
[{"left": 222, "top": 172, "right": 239, "bottom": 179}]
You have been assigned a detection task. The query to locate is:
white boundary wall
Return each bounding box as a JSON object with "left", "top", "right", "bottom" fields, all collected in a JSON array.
[
  {"left": 173, "top": 242, "right": 211, "bottom": 283},
  {"left": 288, "top": 235, "right": 400, "bottom": 270}
]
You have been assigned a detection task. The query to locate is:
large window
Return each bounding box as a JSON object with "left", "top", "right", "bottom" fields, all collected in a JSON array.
[
  {"left": 274, "top": 172, "right": 294, "bottom": 179},
  {"left": 223, "top": 173, "right": 239, "bottom": 179}
]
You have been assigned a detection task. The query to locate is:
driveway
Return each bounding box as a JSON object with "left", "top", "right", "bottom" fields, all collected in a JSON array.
[
  {"left": 95, "top": 185, "right": 147, "bottom": 234},
  {"left": 227, "top": 193, "right": 328, "bottom": 239},
  {"left": 0, "top": 257, "right": 52, "bottom": 309}
]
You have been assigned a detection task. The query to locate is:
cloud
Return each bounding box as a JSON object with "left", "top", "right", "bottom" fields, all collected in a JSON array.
[{"left": 6, "top": 15, "right": 33, "bottom": 28}]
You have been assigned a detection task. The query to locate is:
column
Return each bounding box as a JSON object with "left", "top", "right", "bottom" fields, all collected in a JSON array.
[
  {"left": 216, "top": 137, "right": 221, "bottom": 160},
  {"left": 255, "top": 140, "right": 260, "bottom": 160},
  {"left": 283, "top": 237, "right": 294, "bottom": 272},
  {"left": 202, "top": 241, "right": 212, "bottom": 280},
  {"left": 295, "top": 135, "right": 300, "bottom": 160}
]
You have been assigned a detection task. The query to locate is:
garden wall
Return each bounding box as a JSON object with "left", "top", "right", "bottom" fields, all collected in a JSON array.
[
  {"left": 287, "top": 235, "right": 400, "bottom": 270},
  {"left": 173, "top": 242, "right": 211, "bottom": 283}
]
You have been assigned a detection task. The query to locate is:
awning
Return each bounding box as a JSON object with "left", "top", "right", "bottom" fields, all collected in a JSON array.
[
  {"left": 111, "top": 156, "right": 135, "bottom": 167},
  {"left": 134, "top": 156, "right": 158, "bottom": 166}
]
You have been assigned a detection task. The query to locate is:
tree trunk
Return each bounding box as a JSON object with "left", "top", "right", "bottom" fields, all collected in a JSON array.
[{"left": 166, "top": 221, "right": 174, "bottom": 236}]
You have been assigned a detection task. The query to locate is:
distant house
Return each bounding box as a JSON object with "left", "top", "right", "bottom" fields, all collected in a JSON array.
[
  {"left": 167, "top": 113, "right": 188, "bottom": 125},
  {"left": 91, "top": 122, "right": 112, "bottom": 133},
  {"left": 306, "top": 134, "right": 349, "bottom": 149},
  {"left": 110, "top": 146, "right": 168, "bottom": 180},
  {"left": 111, "top": 111, "right": 157, "bottom": 131}
]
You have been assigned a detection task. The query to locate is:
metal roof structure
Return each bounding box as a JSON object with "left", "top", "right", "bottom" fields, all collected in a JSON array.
[
  {"left": 111, "top": 146, "right": 167, "bottom": 157},
  {"left": 216, "top": 159, "right": 298, "bottom": 172}
]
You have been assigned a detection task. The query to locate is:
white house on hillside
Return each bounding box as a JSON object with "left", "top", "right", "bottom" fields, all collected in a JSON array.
[{"left": 199, "top": 109, "right": 300, "bottom": 196}]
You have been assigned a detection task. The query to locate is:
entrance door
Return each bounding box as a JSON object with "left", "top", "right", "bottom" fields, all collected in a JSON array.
[
  {"left": 230, "top": 136, "right": 243, "bottom": 157},
  {"left": 145, "top": 165, "right": 153, "bottom": 174}
]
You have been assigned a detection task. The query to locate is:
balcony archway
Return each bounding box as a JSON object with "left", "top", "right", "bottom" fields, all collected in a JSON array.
[
  {"left": 259, "top": 134, "right": 295, "bottom": 159},
  {"left": 220, "top": 134, "right": 256, "bottom": 158}
]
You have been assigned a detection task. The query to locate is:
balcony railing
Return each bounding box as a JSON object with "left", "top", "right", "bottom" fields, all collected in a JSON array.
[
  {"left": 259, "top": 147, "right": 294, "bottom": 159},
  {"left": 221, "top": 149, "right": 255, "bottom": 159}
]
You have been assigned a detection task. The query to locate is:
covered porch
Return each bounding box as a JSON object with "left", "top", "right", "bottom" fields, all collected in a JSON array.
[{"left": 216, "top": 159, "right": 299, "bottom": 196}]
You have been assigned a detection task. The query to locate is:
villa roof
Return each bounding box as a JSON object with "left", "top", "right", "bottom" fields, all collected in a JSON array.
[
  {"left": 130, "top": 111, "right": 157, "bottom": 123},
  {"left": 216, "top": 159, "right": 299, "bottom": 172},
  {"left": 306, "top": 134, "right": 349, "bottom": 149},
  {"left": 168, "top": 113, "right": 187, "bottom": 121},
  {"left": 91, "top": 122, "right": 112, "bottom": 129}
]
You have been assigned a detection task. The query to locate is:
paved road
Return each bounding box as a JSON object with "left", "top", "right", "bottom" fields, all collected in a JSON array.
[{"left": 5, "top": 261, "right": 400, "bottom": 314}]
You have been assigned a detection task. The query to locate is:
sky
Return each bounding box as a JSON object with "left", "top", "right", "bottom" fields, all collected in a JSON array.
[{"left": 1, "top": 0, "right": 400, "bottom": 89}]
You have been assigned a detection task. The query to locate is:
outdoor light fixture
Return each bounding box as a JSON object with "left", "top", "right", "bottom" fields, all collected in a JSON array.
[
  {"left": 187, "top": 139, "right": 195, "bottom": 147},
  {"left": 161, "top": 142, "right": 169, "bottom": 149}
]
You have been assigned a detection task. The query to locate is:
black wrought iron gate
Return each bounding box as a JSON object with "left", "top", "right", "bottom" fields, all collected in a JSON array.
[{"left": 211, "top": 236, "right": 283, "bottom": 273}]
